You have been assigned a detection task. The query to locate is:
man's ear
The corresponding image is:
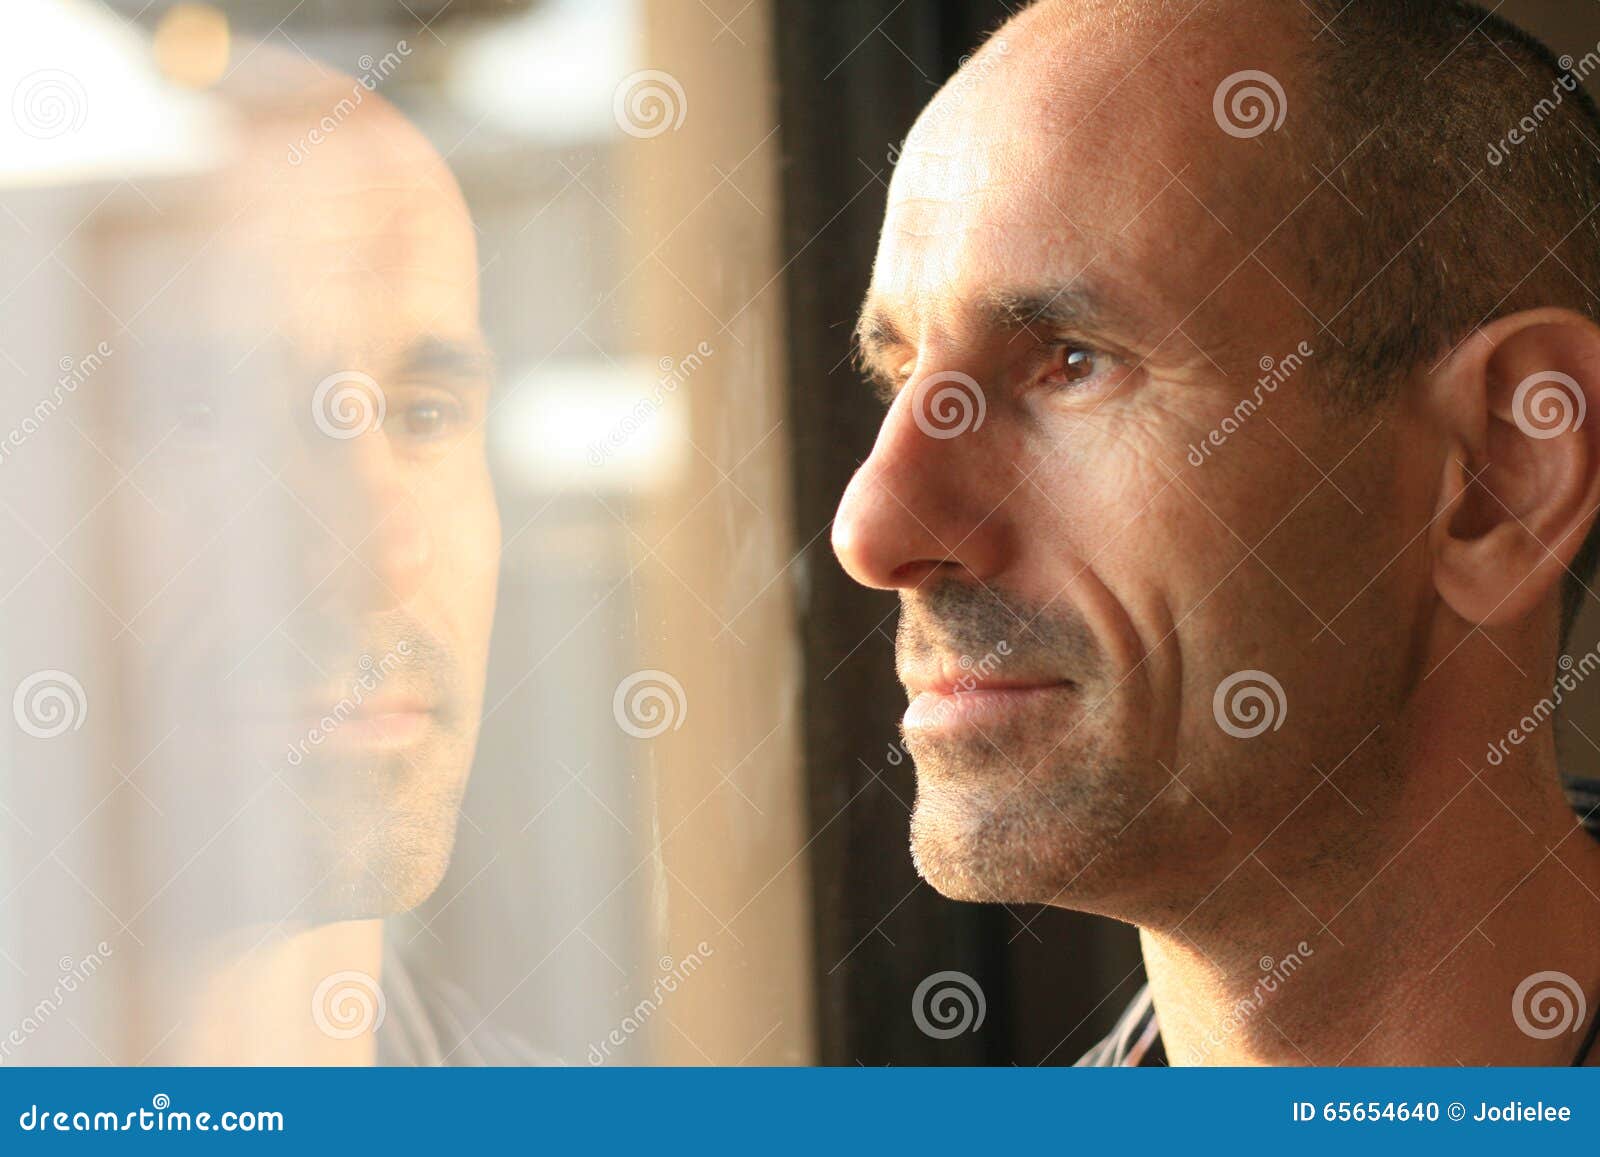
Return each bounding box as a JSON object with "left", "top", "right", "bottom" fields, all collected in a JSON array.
[{"left": 1428, "top": 308, "right": 1600, "bottom": 631}]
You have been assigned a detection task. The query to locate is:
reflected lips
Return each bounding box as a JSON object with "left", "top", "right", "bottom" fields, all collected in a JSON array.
[
  {"left": 321, "top": 709, "right": 431, "bottom": 749},
  {"left": 297, "top": 692, "right": 434, "bottom": 751}
]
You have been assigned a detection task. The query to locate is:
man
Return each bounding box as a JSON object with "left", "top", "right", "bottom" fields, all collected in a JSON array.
[
  {"left": 141, "top": 56, "right": 510, "bottom": 1064},
  {"left": 833, "top": 0, "right": 1600, "bottom": 1065},
  {"left": 4, "top": 45, "right": 509, "bottom": 1063}
]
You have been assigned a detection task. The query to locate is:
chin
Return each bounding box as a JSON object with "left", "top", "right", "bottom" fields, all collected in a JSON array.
[
  {"left": 907, "top": 778, "right": 1110, "bottom": 907},
  {"left": 292, "top": 744, "right": 472, "bottom": 921},
  {"left": 305, "top": 806, "right": 462, "bottom": 920},
  {"left": 903, "top": 727, "right": 1156, "bottom": 910}
]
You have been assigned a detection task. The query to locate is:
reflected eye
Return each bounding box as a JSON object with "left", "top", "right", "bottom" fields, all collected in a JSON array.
[{"left": 393, "top": 396, "right": 463, "bottom": 443}]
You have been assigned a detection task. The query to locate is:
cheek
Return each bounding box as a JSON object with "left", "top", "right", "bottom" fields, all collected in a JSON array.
[
  {"left": 1027, "top": 410, "right": 1203, "bottom": 627},
  {"left": 420, "top": 464, "right": 500, "bottom": 650},
  {"left": 1156, "top": 418, "right": 1419, "bottom": 761},
  {"left": 1011, "top": 424, "right": 1184, "bottom": 736},
  {"left": 1021, "top": 399, "right": 1325, "bottom": 750}
]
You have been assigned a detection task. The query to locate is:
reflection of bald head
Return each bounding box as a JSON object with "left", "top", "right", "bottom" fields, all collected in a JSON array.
[
  {"left": 216, "top": 44, "right": 469, "bottom": 216},
  {"left": 189, "top": 45, "right": 479, "bottom": 372}
]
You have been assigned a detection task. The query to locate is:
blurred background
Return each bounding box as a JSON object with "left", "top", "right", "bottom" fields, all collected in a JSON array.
[{"left": 0, "top": 0, "right": 1597, "bottom": 1067}]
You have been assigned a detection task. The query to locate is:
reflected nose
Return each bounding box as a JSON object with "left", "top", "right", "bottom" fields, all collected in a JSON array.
[
  {"left": 287, "top": 425, "right": 433, "bottom": 613},
  {"left": 831, "top": 369, "right": 1014, "bottom": 591}
]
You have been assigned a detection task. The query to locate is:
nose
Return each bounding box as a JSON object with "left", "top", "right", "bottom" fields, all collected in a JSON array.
[
  {"left": 288, "top": 426, "right": 434, "bottom": 614},
  {"left": 831, "top": 369, "right": 1015, "bottom": 591}
]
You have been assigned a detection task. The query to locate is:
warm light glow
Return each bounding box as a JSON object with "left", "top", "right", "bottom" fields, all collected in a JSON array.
[
  {"left": 491, "top": 359, "right": 690, "bottom": 493},
  {"left": 0, "top": 0, "right": 222, "bottom": 188},
  {"left": 152, "top": 3, "right": 231, "bottom": 90}
]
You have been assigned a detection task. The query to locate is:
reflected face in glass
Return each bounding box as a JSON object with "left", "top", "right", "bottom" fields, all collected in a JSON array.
[{"left": 103, "top": 68, "right": 500, "bottom": 921}]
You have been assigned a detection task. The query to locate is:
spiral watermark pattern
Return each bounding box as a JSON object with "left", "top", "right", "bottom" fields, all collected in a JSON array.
[
  {"left": 12, "top": 669, "right": 86, "bottom": 739},
  {"left": 910, "top": 371, "right": 986, "bottom": 440},
  {"left": 1512, "top": 970, "right": 1586, "bottom": 1040},
  {"left": 613, "top": 70, "right": 687, "bottom": 139},
  {"left": 612, "top": 669, "right": 688, "bottom": 739},
  {"left": 311, "top": 370, "right": 386, "bottom": 439},
  {"left": 1511, "top": 370, "right": 1586, "bottom": 440},
  {"left": 1213, "top": 70, "right": 1287, "bottom": 139},
  {"left": 311, "top": 970, "right": 386, "bottom": 1040},
  {"left": 1212, "top": 669, "right": 1286, "bottom": 739},
  {"left": 12, "top": 70, "right": 87, "bottom": 140},
  {"left": 911, "top": 970, "right": 987, "bottom": 1039}
]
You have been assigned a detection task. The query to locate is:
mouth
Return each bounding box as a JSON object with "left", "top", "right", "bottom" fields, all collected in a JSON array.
[
  {"left": 900, "top": 670, "right": 1076, "bottom": 735},
  {"left": 299, "top": 692, "right": 436, "bottom": 752},
  {"left": 237, "top": 688, "right": 439, "bottom": 757}
]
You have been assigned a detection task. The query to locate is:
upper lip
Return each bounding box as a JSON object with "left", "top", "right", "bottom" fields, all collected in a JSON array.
[
  {"left": 900, "top": 662, "right": 1070, "bottom": 697},
  {"left": 299, "top": 690, "right": 433, "bottom": 719}
]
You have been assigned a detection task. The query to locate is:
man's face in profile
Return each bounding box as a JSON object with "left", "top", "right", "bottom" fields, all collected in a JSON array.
[
  {"left": 102, "top": 66, "right": 499, "bottom": 922},
  {"left": 834, "top": 1, "right": 1421, "bottom": 919}
]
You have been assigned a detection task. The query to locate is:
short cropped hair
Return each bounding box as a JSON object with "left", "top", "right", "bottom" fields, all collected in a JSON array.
[{"left": 1298, "top": 0, "right": 1600, "bottom": 644}]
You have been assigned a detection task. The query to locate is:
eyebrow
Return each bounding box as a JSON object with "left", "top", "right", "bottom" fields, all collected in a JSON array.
[
  {"left": 980, "top": 285, "right": 1108, "bottom": 338},
  {"left": 391, "top": 335, "right": 497, "bottom": 385},
  {"left": 853, "top": 282, "right": 1112, "bottom": 382}
]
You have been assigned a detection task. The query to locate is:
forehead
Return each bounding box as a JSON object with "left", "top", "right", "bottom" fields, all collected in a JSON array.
[
  {"left": 873, "top": 3, "right": 1311, "bottom": 349},
  {"left": 111, "top": 93, "right": 480, "bottom": 370}
]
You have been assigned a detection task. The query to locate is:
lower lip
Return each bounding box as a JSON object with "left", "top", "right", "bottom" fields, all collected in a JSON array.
[{"left": 903, "top": 685, "right": 1073, "bottom": 733}]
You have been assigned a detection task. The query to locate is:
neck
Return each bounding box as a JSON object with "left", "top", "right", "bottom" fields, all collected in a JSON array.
[
  {"left": 155, "top": 918, "right": 385, "bottom": 1064},
  {"left": 1143, "top": 643, "right": 1600, "bottom": 1066}
]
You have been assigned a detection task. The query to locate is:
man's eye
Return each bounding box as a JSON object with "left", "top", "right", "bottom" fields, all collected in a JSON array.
[
  {"left": 869, "top": 360, "right": 915, "bottom": 406},
  {"left": 1045, "top": 345, "right": 1103, "bottom": 388}
]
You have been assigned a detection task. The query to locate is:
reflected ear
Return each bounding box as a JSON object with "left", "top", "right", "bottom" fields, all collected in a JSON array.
[{"left": 1428, "top": 309, "right": 1600, "bottom": 631}]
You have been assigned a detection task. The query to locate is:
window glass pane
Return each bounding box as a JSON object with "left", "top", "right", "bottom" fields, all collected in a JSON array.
[{"left": 0, "top": 0, "right": 807, "bottom": 1065}]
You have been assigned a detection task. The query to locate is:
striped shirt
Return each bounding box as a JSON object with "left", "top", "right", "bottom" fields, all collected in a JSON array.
[
  {"left": 377, "top": 944, "right": 559, "bottom": 1066},
  {"left": 1075, "top": 984, "right": 1165, "bottom": 1067}
]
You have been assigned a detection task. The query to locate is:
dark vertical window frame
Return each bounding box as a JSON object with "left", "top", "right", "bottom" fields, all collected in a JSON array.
[{"left": 772, "top": 0, "right": 1144, "bottom": 1065}]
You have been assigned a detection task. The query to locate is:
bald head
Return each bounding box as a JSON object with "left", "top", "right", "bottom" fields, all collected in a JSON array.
[
  {"left": 932, "top": 0, "right": 1600, "bottom": 398},
  {"left": 893, "top": 0, "right": 1600, "bottom": 637}
]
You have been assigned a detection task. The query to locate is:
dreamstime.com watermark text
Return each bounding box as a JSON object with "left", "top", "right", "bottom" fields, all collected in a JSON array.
[
  {"left": 0, "top": 942, "right": 112, "bottom": 1064},
  {"left": 1488, "top": 40, "right": 1600, "bottom": 164},
  {"left": 1187, "top": 341, "right": 1313, "bottom": 466},
  {"left": 1183, "top": 940, "right": 1315, "bottom": 1063},
  {"left": 588, "top": 342, "right": 714, "bottom": 467},
  {"left": 1484, "top": 640, "right": 1600, "bottom": 766},
  {"left": 0, "top": 342, "right": 112, "bottom": 466},
  {"left": 285, "top": 641, "right": 413, "bottom": 766},
  {"left": 286, "top": 42, "right": 412, "bottom": 166},
  {"left": 586, "top": 942, "right": 714, "bottom": 1064},
  {"left": 18, "top": 1094, "right": 282, "bottom": 1134}
]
